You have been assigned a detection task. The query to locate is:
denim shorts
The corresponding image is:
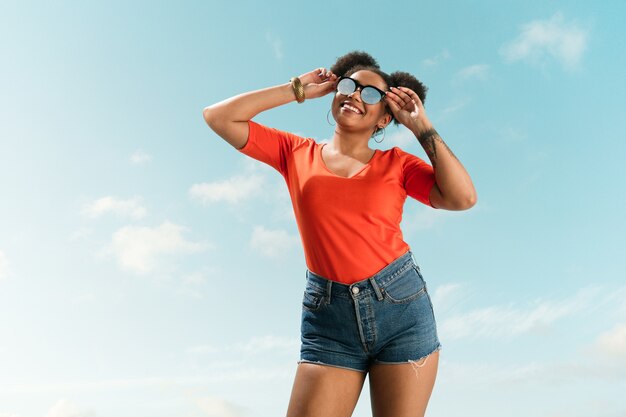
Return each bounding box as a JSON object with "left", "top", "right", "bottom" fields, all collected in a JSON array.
[{"left": 299, "top": 250, "right": 442, "bottom": 372}]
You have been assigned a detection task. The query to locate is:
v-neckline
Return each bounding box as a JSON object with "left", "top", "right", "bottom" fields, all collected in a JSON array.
[{"left": 319, "top": 143, "right": 378, "bottom": 179}]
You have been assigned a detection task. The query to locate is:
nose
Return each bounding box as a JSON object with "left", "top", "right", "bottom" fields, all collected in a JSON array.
[{"left": 348, "top": 87, "right": 362, "bottom": 100}]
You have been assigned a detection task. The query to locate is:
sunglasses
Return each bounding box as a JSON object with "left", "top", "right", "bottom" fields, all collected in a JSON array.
[{"left": 336, "top": 76, "right": 388, "bottom": 105}]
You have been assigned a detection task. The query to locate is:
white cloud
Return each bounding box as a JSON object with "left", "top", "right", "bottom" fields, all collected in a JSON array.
[
  {"left": 71, "top": 292, "right": 96, "bottom": 305},
  {"left": 81, "top": 196, "right": 147, "bottom": 220},
  {"left": 236, "top": 335, "right": 300, "bottom": 353},
  {"left": 181, "top": 270, "right": 210, "bottom": 286},
  {"left": 187, "top": 334, "right": 299, "bottom": 356},
  {"left": 249, "top": 226, "right": 299, "bottom": 258},
  {"left": 422, "top": 49, "right": 451, "bottom": 67},
  {"left": 386, "top": 128, "right": 416, "bottom": 148},
  {"left": 404, "top": 205, "right": 454, "bottom": 231},
  {"left": 130, "top": 149, "right": 152, "bottom": 164},
  {"left": 186, "top": 344, "right": 221, "bottom": 355},
  {"left": 496, "top": 126, "right": 527, "bottom": 144},
  {"left": 177, "top": 268, "right": 217, "bottom": 299},
  {"left": 440, "top": 286, "right": 597, "bottom": 340},
  {"left": 500, "top": 12, "right": 589, "bottom": 69},
  {"left": 411, "top": 207, "right": 440, "bottom": 229},
  {"left": 196, "top": 396, "right": 243, "bottom": 417},
  {"left": 603, "top": 286, "right": 626, "bottom": 317},
  {"left": 68, "top": 227, "right": 93, "bottom": 242},
  {"left": 265, "top": 33, "right": 283, "bottom": 60},
  {"left": 431, "top": 283, "right": 466, "bottom": 312},
  {"left": 189, "top": 174, "right": 265, "bottom": 204},
  {"left": 1, "top": 362, "right": 295, "bottom": 394},
  {"left": 104, "top": 221, "right": 209, "bottom": 274},
  {"left": 595, "top": 323, "right": 626, "bottom": 359},
  {"left": 455, "top": 64, "right": 490, "bottom": 81},
  {"left": 194, "top": 366, "right": 292, "bottom": 383},
  {"left": 45, "top": 399, "right": 95, "bottom": 417},
  {"left": 439, "top": 357, "right": 626, "bottom": 388},
  {"left": 441, "top": 98, "right": 470, "bottom": 117},
  {"left": 0, "top": 250, "right": 9, "bottom": 280}
]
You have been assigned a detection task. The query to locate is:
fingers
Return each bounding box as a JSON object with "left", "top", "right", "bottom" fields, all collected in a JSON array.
[
  {"left": 396, "top": 86, "right": 419, "bottom": 99},
  {"left": 386, "top": 86, "right": 422, "bottom": 110},
  {"left": 388, "top": 86, "right": 411, "bottom": 102},
  {"left": 306, "top": 79, "right": 340, "bottom": 99},
  {"left": 300, "top": 68, "right": 337, "bottom": 88},
  {"left": 384, "top": 93, "right": 402, "bottom": 113},
  {"left": 396, "top": 87, "right": 424, "bottom": 110},
  {"left": 317, "top": 67, "right": 337, "bottom": 81},
  {"left": 385, "top": 87, "right": 410, "bottom": 109}
]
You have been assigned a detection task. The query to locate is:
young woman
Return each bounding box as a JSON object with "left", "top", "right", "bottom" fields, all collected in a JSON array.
[{"left": 203, "top": 51, "right": 477, "bottom": 417}]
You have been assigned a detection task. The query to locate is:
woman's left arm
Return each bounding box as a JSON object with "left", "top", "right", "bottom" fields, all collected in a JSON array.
[{"left": 385, "top": 86, "right": 477, "bottom": 211}]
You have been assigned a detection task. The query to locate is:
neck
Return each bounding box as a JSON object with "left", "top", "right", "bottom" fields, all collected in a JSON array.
[{"left": 330, "top": 127, "right": 374, "bottom": 156}]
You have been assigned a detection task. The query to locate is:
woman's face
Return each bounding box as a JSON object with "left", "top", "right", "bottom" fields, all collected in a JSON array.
[{"left": 331, "top": 70, "right": 391, "bottom": 133}]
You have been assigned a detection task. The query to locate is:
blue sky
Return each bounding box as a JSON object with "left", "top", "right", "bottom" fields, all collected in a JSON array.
[{"left": 1, "top": 1, "right": 625, "bottom": 416}]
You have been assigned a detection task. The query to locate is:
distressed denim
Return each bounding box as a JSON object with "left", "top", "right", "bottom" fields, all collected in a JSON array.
[{"left": 299, "top": 250, "right": 442, "bottom": 372}]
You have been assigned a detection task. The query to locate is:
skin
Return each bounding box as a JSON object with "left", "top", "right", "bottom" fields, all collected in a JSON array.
[
  {"left": 202, "top": 67, "right": 476, "bottom": 209},
  {"left": 321, "top": 70, "right": 392, "bottom": 178},
  {"left": 286, "top": 352, "right": 440, "bottom": 417},
  {"left": 323, "top": 69, "right": 477, "bottom": 210},
  {"left": 203, "top": 65, "right": 475, "bottom": 416}
]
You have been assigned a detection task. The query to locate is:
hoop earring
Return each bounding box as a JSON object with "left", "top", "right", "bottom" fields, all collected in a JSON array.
[
  {"left": 373, "top": 126, "right": 385, "bottom": 143},
  {"left": 326, "top": 109, "right": 335, "bottom": 126}
]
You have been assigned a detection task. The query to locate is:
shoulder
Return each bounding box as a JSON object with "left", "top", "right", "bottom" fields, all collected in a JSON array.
[
  {"left": 376, "top": 146, "right": 412, "bottom": 164},
  {"left": 248, "top": 120, "right": 315, "bottom": 148},
  {"left": 389, "top": 146, "right": 414, "bottom": 158},
  {"left": 376, "top": 146, "right": 410, "bottom": 157},
  {"left": 388, "top": 146, "right": 430, "bottom": 165},
  {"left": 375, "top": 147, "right": 433, "bottom": 177}
]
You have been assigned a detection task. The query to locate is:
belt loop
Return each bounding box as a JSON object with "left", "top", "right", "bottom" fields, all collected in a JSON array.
[
  {"left": 409, "top": 251, "right": 420, "bottom": 271},
  {"left": 369, "top": 277, "right": 384, "bottom": 301},
  {"left": 326, "top": 279, "right": 333, "bottom": 305}
]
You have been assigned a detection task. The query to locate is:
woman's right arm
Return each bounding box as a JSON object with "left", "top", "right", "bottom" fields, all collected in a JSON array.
[
  {"left": 202, "top": 68, "right": 338, "bottom": 149},
  {"left": 202, "top": 83, "right": 296, "bottom": 149}
]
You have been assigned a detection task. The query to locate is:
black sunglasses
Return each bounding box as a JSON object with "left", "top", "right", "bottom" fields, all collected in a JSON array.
[{"left": 336, "top": 76, "right": 388, "bottom": 105}]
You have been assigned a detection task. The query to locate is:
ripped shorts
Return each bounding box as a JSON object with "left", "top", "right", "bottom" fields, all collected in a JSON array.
[{"left": 299, "top": 250, "right": 442, "bottom": 373}]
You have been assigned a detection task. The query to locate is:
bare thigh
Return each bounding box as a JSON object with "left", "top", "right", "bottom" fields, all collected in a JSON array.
[
  {"left": 286, "top": 363, "right": 367, "bottom": 417},
  {"left": 369, "top": 350, "right": 440, "bottom": 417}
]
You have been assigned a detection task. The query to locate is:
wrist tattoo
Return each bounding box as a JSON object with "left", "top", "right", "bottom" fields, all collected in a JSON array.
[{"left": 417, "top": 128, "right": 459, "bottom": 168}]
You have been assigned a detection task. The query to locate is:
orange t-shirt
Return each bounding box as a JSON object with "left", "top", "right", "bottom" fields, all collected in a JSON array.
[{"left": 239, "top": 120, "right": 437, "bottom": 284}]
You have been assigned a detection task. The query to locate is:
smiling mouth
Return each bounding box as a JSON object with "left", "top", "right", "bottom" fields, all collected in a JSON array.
[{"left": 340, "top": 103, "right": 363, "bottom": 115}]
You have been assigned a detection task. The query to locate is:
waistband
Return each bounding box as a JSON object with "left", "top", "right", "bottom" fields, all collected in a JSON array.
[{"left": 305, "top": 250, "right": 419, "bottom": 300}]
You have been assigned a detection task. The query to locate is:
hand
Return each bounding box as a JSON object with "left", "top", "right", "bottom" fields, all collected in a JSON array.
[
  {"left": 384, "top": 86, "right": 432, "bottom": 133},
  {"left": 297, "top": 67, "right": 338, "bottom": 100}
]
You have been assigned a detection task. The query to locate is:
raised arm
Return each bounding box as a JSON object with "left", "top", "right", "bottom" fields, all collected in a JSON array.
[
  {"left": 385, "top": 86, "right": 477, "bottom": 211},
  {"left": 202, "top": 69, "right": 338, "bottom": 149}
]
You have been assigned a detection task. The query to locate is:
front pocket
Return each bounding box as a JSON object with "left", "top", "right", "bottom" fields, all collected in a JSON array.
[
  {"left": 381, "top": 266, "right": 427, "bottom": 304},
  {"left": 302, "top": 285, "right": 325, "bottom": 311}
]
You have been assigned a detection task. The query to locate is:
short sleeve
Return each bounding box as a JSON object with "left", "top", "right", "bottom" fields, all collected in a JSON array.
[
  {"left": 396, "top": 148, "right": 437, "bottom": 208},
  {"left": 238, "top": 120, "right": 296, "bottom": 176}
]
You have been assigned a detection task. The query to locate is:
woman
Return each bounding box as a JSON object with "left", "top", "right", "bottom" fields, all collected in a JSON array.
[{"left": 203, "top": 51, "right": 476, "bottom": 417}]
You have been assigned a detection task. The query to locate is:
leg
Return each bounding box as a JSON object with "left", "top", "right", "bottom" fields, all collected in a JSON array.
[
  {"left": 369, "top": 350, "right": 440, "bottom": 417},
  {"left": 286, "top": 362, "right": 367, "bottom": 417}
]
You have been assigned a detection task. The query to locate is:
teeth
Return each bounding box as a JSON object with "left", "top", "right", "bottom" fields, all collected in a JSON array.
[{"left": 343, "top": 104, "right": 362, "bottom": 114}]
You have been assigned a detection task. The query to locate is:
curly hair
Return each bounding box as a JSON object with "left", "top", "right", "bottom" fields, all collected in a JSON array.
[{"left": 329, "top": 51, "right": 428, "bottom": 127}]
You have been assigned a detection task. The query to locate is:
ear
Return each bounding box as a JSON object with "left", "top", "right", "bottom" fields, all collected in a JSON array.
[{"left": 377, "top": 112, "right": 393, "bottom": 129}]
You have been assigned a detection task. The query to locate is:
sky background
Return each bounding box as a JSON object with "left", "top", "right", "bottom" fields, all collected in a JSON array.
[{"left": 1, "top": 1, "right": 626, "bottom": 416}]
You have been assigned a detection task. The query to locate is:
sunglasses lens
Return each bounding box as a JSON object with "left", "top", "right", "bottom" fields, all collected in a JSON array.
[
  {"left": 361, "top": 87, "right": 382, "bottom": 104},
  {"left": 337, "top": 78, "right": 356, "bottom": 95}
]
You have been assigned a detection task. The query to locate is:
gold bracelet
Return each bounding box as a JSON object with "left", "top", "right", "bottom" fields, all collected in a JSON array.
[{"left": 290, "top": 76, "right": 305, "bottom": 103}]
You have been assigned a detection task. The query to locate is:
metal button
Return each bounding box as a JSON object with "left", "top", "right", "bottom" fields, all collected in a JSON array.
[{"left": 351, "top": 286, "right": 360, "bottom": 295}]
